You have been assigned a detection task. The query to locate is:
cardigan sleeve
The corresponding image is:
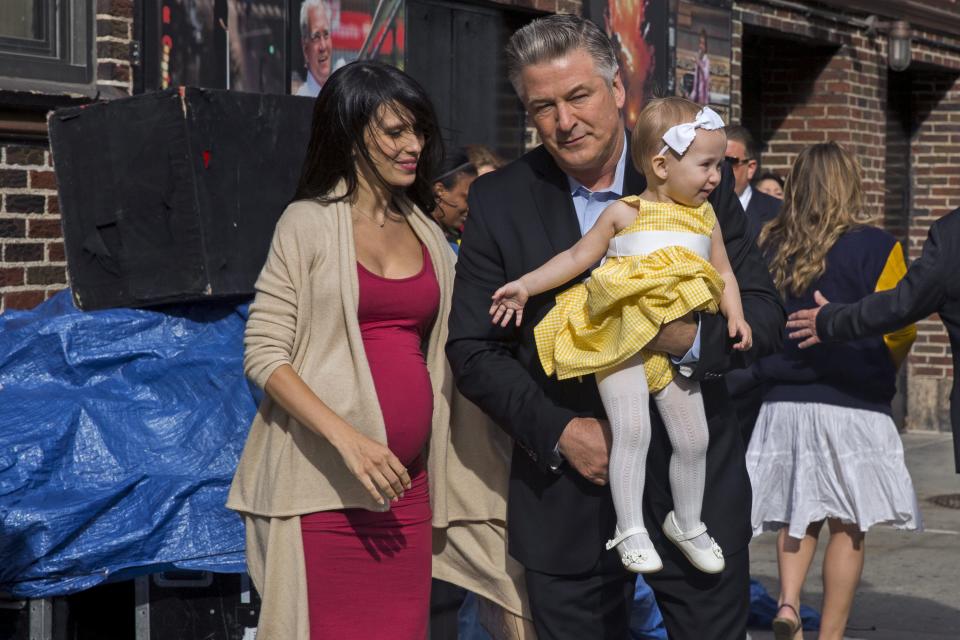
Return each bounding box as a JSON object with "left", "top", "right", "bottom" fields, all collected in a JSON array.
[{"left": 243, "top": 207, "right": 307, "bottom": 390}]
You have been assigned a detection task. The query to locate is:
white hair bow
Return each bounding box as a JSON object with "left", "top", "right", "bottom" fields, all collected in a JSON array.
[{"left": 658, "top": 107, "right": 725, "bottom": 156}]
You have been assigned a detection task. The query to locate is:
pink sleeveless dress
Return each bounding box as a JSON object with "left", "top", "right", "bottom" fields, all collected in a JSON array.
[{"left": 300, "top": 244, "right": 439, "bottom": 639}]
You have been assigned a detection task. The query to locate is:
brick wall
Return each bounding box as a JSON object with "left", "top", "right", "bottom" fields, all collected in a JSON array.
[
  {"left": 0, "top": 145, "right": 64, "bottom": 309},
  {"left": 0, "top": 0, "right": 134, "bottom": 313},
  {"left": 735, "top": 2, "right": 887, "bottom": 217},
  {"left": 733, "top": 1, "right": 960, "bottom": 430}
]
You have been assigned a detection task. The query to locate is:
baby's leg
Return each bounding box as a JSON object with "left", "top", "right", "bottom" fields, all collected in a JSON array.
[
  {"left": 653, "top": 375, "right": 713, "bottom": 550},
  {"left": 596, "top": 351, "right": 654, "bottom": 556}
]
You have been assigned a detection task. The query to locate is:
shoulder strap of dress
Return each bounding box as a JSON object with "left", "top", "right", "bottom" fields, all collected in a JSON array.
[
  {"left": 701, "top": 200, "right": 717, "bottom": 230},
  {"left": 619, "top": 194, "right": 643, "bottom": 207}
]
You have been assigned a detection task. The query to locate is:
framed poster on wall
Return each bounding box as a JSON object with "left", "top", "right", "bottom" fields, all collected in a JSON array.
[
  {"left": 583, "top": 0, "right": 669, "bottom": 129},
  {"left": 289, "top": 0, "right": 404, "bottom": 97},
  {"left": 671, "top": 0, "right": 732, "bottom": 122}
]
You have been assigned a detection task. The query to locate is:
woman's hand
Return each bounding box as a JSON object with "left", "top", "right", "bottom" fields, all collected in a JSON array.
[
  {"left": 729, "top": 316, "right": 753, "bottom": 351},
  {"left": 332, "top": 429, "right": 411, "bottom": 505},
  {"left": 490, "top": 280, "right": 530, "bottom": 327}
]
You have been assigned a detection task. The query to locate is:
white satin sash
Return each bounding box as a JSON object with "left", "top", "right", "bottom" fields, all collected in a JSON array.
[{"left": 605, "top": 230, "right": 711, "bottom": 260}]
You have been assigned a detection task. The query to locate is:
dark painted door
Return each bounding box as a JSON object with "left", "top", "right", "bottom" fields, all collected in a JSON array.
[{"left": 405, "top": 0, "right": 538, "bottom": 161}]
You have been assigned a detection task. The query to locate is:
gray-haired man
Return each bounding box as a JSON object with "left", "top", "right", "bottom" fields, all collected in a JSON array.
[
  {"left": 296, "top": 0, "right": 332, "bottom": 97},
  {"left": 446, "top": 14, "right": 784, "bottom": 639}
]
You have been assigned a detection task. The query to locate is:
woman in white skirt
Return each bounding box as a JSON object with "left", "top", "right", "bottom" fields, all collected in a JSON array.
[{"left": 747, "top": 142, "right": 922, "bottom": 640}]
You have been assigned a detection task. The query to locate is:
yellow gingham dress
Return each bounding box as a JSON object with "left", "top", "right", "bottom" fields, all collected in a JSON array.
[{"left": 534, "top": 196, "right": 725, "bottom": 392}]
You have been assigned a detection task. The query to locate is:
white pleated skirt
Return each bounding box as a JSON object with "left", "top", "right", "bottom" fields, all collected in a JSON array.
[{"left": 746, "top": 401, "right": 923, "bottom": 539}]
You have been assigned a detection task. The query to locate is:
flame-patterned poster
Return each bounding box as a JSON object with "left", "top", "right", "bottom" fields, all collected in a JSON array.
[{"left": 584, "top": 0, "right": 670, "bottom": 129}]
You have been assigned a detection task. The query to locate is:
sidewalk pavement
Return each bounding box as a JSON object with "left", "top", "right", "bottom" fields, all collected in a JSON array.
[{"left": 747, "top": 431, "right": 960, "bottom": 639}]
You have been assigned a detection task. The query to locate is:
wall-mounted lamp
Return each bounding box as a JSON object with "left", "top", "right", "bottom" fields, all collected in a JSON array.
[
  {"left": 888, "top": 20, "right": 912, "bottom": 71},
  {"left": 865, "top": 16, "right": 912, "bottom": 72}
]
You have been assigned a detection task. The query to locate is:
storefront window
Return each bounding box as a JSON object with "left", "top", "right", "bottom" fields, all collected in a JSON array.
[
  {"left": 0, "top": 1, "right": 45, "bottom": 40},
  {"left": 0, "top": 0, "right": 96, "bottom": 97}
]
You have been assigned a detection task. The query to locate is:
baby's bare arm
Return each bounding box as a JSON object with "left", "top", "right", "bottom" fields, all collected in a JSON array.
[
  {"left": 520, "top": 201, "right": 635, "bottom": 296},
  {"left": 710, "top": 224, "right": 746, "bottom": 322}
]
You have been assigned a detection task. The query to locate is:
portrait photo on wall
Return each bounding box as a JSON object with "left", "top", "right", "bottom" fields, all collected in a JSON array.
[
  {"left": 290, "top": 0, "right": 405, "bottom": 98},
  {"left": 673, "top": 0, "right": 731, "bottom": 121},
  {"left": 583, "top": 0, "right": 669, "bottom": 129}
]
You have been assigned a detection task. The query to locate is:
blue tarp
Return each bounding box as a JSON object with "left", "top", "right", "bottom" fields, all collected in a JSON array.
[
  {"left": 0, "top": 290, "right": 821, "bottom": 633},
  {"left": 0, "top": 292, "right": 256, "bottom": 598}
]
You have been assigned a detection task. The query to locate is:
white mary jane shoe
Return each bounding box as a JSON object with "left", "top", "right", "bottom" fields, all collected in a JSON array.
[
  {"left": 661, "top": 511, "right": 725, "bottom": 574},
  {"left": 605, "top": 526, "right": 663, "bottom": 574}
]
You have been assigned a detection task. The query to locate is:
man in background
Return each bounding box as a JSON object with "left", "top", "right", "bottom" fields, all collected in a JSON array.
[
  {"left": 725, "top": 124, "right": 780, "bottom": 244},
  {"left": 296, "top": 0, "right": 332, "bottom": 97}
]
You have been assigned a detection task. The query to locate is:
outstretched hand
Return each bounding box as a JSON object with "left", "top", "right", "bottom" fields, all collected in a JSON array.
[
  {"left": 490, "top": 280, "right": 530, "bottom": 327},
  {"left": 785, "top": 290, "right": 830, "bottom": 348}
]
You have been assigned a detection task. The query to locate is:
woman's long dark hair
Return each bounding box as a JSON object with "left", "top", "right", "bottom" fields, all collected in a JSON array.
[{"left": 294, "top": 61, "right": 442, "bottom": 213}]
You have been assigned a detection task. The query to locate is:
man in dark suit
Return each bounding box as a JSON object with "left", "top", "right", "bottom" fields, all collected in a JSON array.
[
  {"left": 787, "top": 208, "right": 960, "bottom": 472},
  {"left": 446, "top": 15, "right": 784, "bottom": 640},
  {"left": 723, "top": 124, "right": 782, "bottom": 442},
  {"left": 725, "top": 124, "right": 781, "bottom": 244}
]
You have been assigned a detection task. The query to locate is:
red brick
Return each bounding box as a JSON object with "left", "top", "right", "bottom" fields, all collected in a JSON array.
[
  {"left": 47, "top": 242, "right": 66, "bottom": 262},
  {"left": 97, "top": 18, "right": 129, "bottom": 39},
  {"left": 790, "top": 130, "right": 829, "bottom": 142},
  {"left": 47, "top": 195, "right": 60, "bottom": 214},
  {"left": 2, "top": 290, "right": 44, "bottom": 310},
  {"left": 4, "top": 194, "right": 45, "bottom": 214},
  {"left": 28, "top": 219, "right": 63, "bottom": 238},
  {"left": 0, "top": 267, "right": 24, "bottom": 286},
  {"left": 3, "top": 243, "right": 44, "bottom": 262},
  {"left": 98, "top": 62, "right": 132, "bottom": 83},
  {"left": 0, "top": 218, "right": 25, "bottom": 238},
  {"left": 26, "top": 266, "right": 67, "bottom": 285},
  {"left": 97, "top": 40, "right": 129, "bottom": 61},
  {"left": 96, "top": 0, "right": 133, "bottom": 17},
  {"left": 912, "top": 366, "right": 946, "bottom": 377},
  {"left": 29, "top": 170, "right": 57, "bottom": 190},
  {"left": 804, "top": 118, "right": 845, "bottom": 129},
  {"left": 0, "top": 169, "right": 27, "bottom": 188},
  {"left": 4, "top": 146, "right": 45, "bottom": 166}
]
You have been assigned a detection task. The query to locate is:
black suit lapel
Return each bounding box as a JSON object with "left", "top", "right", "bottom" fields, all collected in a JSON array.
[
  {"left": 528, "top": 147, "right": 582, "bottom": 253},
  {"left": 527, "top": 135, "right": 647, "bottom": 253}
]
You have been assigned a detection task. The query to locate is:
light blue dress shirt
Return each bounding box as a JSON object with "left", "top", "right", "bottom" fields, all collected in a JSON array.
[{"left": 295, "top": 71, "right": 322, "bottom": 97}]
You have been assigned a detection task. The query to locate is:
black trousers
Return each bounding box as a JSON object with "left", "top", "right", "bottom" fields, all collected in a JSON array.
[
  {"left": 430, "top": 579, "right": 466, "bottom": 640},
  {"left": 526, "top": 546, "right": 749, "bottom": 640}
]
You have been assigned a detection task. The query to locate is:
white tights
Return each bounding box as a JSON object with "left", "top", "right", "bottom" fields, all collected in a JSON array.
[{"left": 596, "top": 351, "right": 712, "bottom": 554}]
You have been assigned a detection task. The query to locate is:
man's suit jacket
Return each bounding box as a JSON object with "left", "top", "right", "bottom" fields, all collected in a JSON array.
[
  {"left": 744, "top": 189, "right": 781, "bottom": 244},
  {"left": 728, "top": 188, "right": 781, "bottom": 440},
  {"left": 819, "top": 208, "right": 960, "bottom": 471},
  {"left": 446, "top": 143, "right": 785, "bottom": 575}
]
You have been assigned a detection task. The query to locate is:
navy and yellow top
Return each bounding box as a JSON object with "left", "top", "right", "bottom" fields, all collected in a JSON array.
[{"left": 757, "top": 225, "right": 916, "bottom": 415}]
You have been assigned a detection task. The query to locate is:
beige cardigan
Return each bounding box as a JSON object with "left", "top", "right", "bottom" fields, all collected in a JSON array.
[{"left": 226, "top": 192, "right": 528, "bottom": 638}]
